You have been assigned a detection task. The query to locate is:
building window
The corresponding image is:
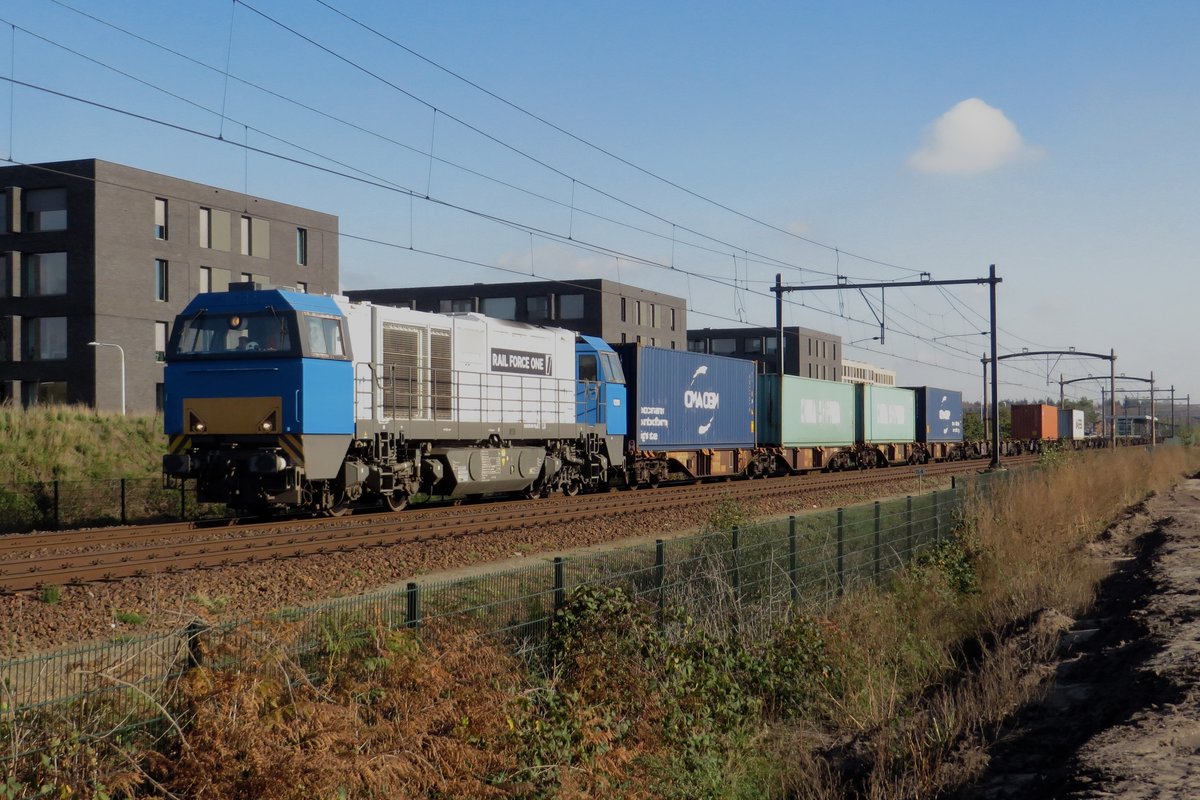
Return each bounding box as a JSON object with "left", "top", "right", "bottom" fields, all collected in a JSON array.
[
  {"left": 240, "top": 272, "right": 252, "bottom": 283},
  {"left": 23, "top": 252, "right": 67, "bottom": 296},
  {"left": 765, "top": 336, "right": 778, "bottom": 355},
  {"left": 22, "top": 316, "right": 67, "bottom": 360},
  {"left": 670, "top": 308, "right": 676, "bottom": 331},
  {"left": 240, "top": 216, "right": 270, "bottom": 258},
  {"left": 0, "top": 321, "right": 9, "bottom": 362},
  {"left": 481, "top": 296, "right": 517, "bottom": 320},
  {"left": 199, "top": 208, "right": 231, "bottom": 250},
  {"left": 210, "top": 267, "right": 231, "bottom": 292},
  {"left": 23, "top": 381, "right": 67, "bottom": 407},
  {"left": 634, "top": 301, "right": 642, "bottom": 326},
  {"left": 24, "top": 188, "right": 67, "bottom": 232},
  {"left": 155, "top": 382, "right": 165, "bottom": 414},
  {"left": 526, "top": 295, "right": 549, "bottom": 321},
  {"left": 711, "top": 337, "right": 736, "bottom": 355},
  {"left": 0, "top": 252, "right": 9, "bottom": 298},
  {"left": 154, "top": 259, "right": 169, "bottom": 301},
  {"left": 296, "top": 281, "right": 308, "bottom": 293},
  {"left": 439, "top": 299, "right": 474, "bottom": 313},
  {"left": 199, "top": 266, "right": 211, "bottom": 293},
  {"left": 0, "top": 190, "right": 8, "bottom": 234},
  {"left": 621, "top": 332, "right": 627, "bottom": 343},
  {"left": 620, "top": 297, "right": 627, "bottom": 322},
  {"left": 155, "top": 321, "right": 168, "bottom": 362},
  {"left": 154, "top": 198, "right": 168, "bottom": 240},
  {"left": 650, "top": 337, "right": 656, "bottom": 346},
  {"left": 688, "top": 339, "right": 705, "bottom": 353},
  {"left": 296, "top": 227, "right": 308, "bottom": 266},
  {"left": 745, "top": 337, "right": 763, "bottom": 354},
  {"left": 559, "top": 293, "right": 584, "bottom": 320}
]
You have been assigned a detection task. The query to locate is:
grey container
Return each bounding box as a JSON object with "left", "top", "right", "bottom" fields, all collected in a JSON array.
[
  {"left": 907, "top": 386, "right": 964, "bottom": 443},
  {"left": 613, "top": 344, "right": 756, "bottom": 450}
]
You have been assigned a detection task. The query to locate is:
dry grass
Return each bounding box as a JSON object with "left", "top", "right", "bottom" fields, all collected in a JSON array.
[
  {"left": 164, "top": 621, "right": 525, "bottom": 799},
  {"left": 0, "top": 405, "right": 164, "bottom": 483},
  {"left": 772, "top": 445, "right": 1200, "bottom": 798}
]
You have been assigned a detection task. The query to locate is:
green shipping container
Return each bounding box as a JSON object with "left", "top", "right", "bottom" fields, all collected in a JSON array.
[
  {"left": 758, "top": 374, "right": 856, "bottom": 447},
  {"left": 855, "top": 384, "right": 916, "bottom": 443}
]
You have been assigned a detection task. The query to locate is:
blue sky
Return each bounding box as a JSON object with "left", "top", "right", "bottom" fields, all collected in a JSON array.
[{"left": 2, "top": 0, "right": 1197, "bottom": 407}]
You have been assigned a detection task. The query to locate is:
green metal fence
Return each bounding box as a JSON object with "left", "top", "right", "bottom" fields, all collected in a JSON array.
[{"left": 0, "top": 480, "right": 980, "bottom": 754}]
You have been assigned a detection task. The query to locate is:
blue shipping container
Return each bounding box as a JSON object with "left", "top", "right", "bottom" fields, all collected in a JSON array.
[
  {"left": 907, "top": 386, "right": 964, "bottom": 443},
  {"left": 613, "top": 344, "right": 756, "bottom": 450}
]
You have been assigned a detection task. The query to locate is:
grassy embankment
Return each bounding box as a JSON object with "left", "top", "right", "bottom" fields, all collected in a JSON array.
[
  {"left": 0, "top": 405, "right": 163, "bottom": 484},
  {"left": 3, "top": 445, "right": 1197, "bottom": 798}
]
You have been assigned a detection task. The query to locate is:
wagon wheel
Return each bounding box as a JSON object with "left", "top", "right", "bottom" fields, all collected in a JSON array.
[
  {"left": 563, "top": 480, "right": 582, "bottom": 497},
  {"left": 383, "top": 492, "right": 408, "bottom": 512},
  {"left": 325, "top": 503, "right": 352, "bottom": 518}
]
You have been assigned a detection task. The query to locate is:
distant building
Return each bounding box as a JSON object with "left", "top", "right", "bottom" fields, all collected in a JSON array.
[
  {"left": 686, "top": 325, "right": 842, "bottom": 380},
  {"left": 840, "top": 358, "right": 896, "bottom": 386},
  {"left": 345, "top": 278, "right": 687, "bottom": 350},
  {"left": 0, "top": 159, "right": 339, "bottom": 412}
]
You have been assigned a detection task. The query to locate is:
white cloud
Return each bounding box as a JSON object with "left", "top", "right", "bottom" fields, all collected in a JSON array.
[{"left": 907, "top": 98, "right": 1042, "bottom": 175}]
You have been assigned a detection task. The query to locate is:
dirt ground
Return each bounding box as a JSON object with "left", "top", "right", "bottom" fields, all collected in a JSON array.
[{"left": 955, "top": 475, "right": 1200, "bottom": 799}]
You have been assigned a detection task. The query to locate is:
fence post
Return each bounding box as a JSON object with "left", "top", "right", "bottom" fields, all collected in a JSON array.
[
  {"left": 553, "top": 556, "right": 565, "bottom": 611},
  {"left": 906, "top": 495, "right": 914, "bottom": 559},
  {"left": 731, "top": 526, "right": 741, "bottom": 636},
  {"left": 788, "top": 516, "right": 798, "bottom": 604},
  {"left": 405, "top": 582, "right": 421, "bottom": 629},
  {"left": 934, "top": 490, "right": 942, "bottom": 542},
  {"left": 873, "top": 501, "right": 882, "bottom": 587},
  {"left": 53, "top": 480, "right": 60, "bottom": 530},
  {"left": 184, "top": 620, "right": 208, "bottom": 669},
  {"left": 836, "top": 507, "right": 845, "bottom": 597},
  {"left": 120, "top": 478, "right": 127, "bottom": 525},
  {"left": 655, "top": 539, "right": 666, "bottom": 626}
]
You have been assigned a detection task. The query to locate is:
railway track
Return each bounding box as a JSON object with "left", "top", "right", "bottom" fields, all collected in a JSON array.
[{"left": 0, "top": 457, "right": 1035, "bottom": 592}]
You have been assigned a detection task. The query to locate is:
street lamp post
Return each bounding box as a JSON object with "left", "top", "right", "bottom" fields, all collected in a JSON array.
[{"left": 88, "top": 341, "right": 126, "bottom": 416}]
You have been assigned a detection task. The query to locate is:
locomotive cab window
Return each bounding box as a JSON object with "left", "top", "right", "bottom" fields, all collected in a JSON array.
[
  {"left": 170, "top": 309, "right": 296, "bottom": 357},
  {"left": 302, "top": 313, "right": 347, "bottom": 359},
  {"left": 578, "top": 353, "right": 598, "bottom": 382},
  {"left": 599, "top": 352, "right": 625, "bottom": 383}
]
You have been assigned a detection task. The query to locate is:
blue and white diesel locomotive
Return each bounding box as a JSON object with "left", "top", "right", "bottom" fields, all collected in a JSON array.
[
  {"left": 166, "top": 284, "right": 1051, "bottom": 516},
  {"left": 162, "top": 283, "right": 629, "bottom": 514}
]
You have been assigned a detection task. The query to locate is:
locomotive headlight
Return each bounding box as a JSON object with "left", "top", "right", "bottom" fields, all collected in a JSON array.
[
  {"left": 188, "top": 411, "right": 208, "bottom": 433},
  {"left": 259, "top": 410, "right": 278, "bottom": 432}
]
